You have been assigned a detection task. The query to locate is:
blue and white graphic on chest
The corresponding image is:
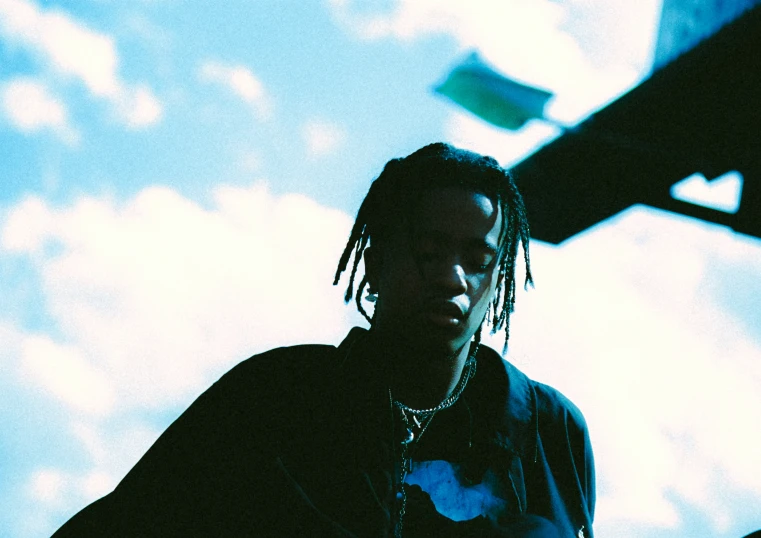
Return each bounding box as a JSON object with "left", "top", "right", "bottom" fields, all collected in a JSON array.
[{"left": 404, "top": 460, "right": 510, "bottom": 521}]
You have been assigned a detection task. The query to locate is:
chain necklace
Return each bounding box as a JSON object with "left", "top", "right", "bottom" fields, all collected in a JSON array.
[{"left": 388, "top": 345, "right": 478, "bottom": 538}]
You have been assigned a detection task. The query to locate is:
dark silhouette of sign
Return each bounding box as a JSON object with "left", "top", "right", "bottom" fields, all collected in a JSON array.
[{"left": 510, "top": 5, "right": 761, "bottom": 243}]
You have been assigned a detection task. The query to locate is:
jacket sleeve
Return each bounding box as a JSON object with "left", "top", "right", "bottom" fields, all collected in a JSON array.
[
  {"left": 528, "top": 382, "right": 596, "bottom": 538},
  {"left": 52, "top": 346, "right": 357, "bottom": 537}
]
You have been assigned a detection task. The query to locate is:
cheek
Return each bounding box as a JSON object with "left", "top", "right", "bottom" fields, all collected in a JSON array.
[
  {"left": 380, "top": 253, "right": 420, "bottom": 290},
  {"left": 378, "top": 264, "right": 420, "bottom": 307},
  {"left": 471, "top": 273, "right": 500, "bottom": 309}
]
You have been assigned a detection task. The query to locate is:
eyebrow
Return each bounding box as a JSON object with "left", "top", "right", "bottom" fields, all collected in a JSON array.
[{"left": 414, "top": 231, "right": 499, "bottom": 253}]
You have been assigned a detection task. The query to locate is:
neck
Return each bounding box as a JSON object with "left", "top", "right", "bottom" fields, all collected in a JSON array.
[{"left": 372, "top": 333, "right": 474, "bottom": 410}]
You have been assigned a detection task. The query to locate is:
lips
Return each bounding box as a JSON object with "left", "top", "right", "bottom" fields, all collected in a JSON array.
[{"left": 423, "top": 301, "right": 466, "bottom": 328}]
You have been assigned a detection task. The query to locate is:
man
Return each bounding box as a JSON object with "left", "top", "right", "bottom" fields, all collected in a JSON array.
[{"left": 54, "top": 143, "right": 595, "bottom": 537}]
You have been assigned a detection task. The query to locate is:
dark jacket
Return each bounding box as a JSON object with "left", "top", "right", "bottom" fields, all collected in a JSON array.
[{"left": 53, "top": 328, "right": 595, "bottom": 537}]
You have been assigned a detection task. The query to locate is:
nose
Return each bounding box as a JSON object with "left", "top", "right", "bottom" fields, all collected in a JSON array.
[{"left": 433, "top": 259, "right": 468, "bottom": 294}]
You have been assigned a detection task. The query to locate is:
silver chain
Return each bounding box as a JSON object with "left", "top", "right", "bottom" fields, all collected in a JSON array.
[
  {"left": 389, "top": 346, "right": 478, "bottom": 537},
  {"left": 393, "top": 350, "right": 478, "bottom": 417}
]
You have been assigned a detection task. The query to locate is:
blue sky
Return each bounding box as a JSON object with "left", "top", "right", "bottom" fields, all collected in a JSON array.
[{"left": 1, "top": 0, "right": 760, "bottom": 536}]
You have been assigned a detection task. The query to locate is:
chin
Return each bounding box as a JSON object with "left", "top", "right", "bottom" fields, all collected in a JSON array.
[
  {"left": 377, "top": 318, "right": 473, "bottom": 355},
  {"left": 417, "top": 329, "right": 473, "bottom": 356}
]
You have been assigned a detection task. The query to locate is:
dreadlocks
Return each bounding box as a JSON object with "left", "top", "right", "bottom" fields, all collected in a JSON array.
[{"left": 333, "top": 142, "right": 533, "bottom": 350}]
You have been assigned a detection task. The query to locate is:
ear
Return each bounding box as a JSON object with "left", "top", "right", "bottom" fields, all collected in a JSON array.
[{"left": 364, "top": 246, "right": 381, "bottom": 293}]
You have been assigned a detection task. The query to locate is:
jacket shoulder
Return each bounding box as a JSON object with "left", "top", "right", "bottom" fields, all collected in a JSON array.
[
  {"left": 530, "top": 380, "right": 596, "bottom": 533},
  {"left": 52, "top": 342, "right": 343, "bottom": 537},
  {"left": 209, "top": 343, "right": 339, "bottom": 395},
  {"left": 532, "top": 380, "right": 589, "bottom": 434}
]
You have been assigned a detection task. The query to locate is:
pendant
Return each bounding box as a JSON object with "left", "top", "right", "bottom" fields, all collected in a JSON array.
[{"left": 402, "top": 428, "right": 415, "bottom": 445}]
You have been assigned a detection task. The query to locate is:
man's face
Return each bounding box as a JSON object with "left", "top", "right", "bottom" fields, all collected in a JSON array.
[{"left": 367, "top": 186, "right": 503, "bottom": 357}]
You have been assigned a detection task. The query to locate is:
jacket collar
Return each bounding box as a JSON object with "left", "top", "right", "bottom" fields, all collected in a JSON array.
[
  {"left": 481, "top": 345, "right": 539, "bottom": 463},
  {"left": 335, "top": 327, "right": 538, "bottom": 463}
]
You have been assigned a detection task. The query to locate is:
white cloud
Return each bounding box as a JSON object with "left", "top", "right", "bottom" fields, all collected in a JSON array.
[
  {"left": 443, "top": 111, "right": 558, "bottom": 167},
  {"left": 80, "top": 470, "right": 114, "bottom": 499},
  {"left": 2, "top": 183, "right": 361, "bottom": 411},
  {"left": 20, "top": 335, "right": 116, "bottom": 415},
  {"left": 118, "top": 84, "right": 163, "bottom": 129},
  {"left": 670, "top": 171, "right": 743, "bottom": 214},
  {"left": 1, "top": 78, "right": 79, "bottom": 144},
  {"left": 327, "top": 0, "right": 660, "bottom": 155},
  {"left": 562, "top": 0, "right": 662, "bottom": 72},
  {"left": 17, "top": 418, "right": 168, "bottom": 535},
  {"left": 237, "top": 149, "right": 262, "bottom": 173},
  {"left": 326, "top": 0, "right": 658, "bottom": 105},
  {"left": 198, "top": 61, "right": 272, "bottom": 120},
  {"left": 71, "top": 421, "right": 161, "bottom": 478},
  {"left": 24, "top": 459, "right": 122, "bottom": 530},
  {"left": 301, "top": 119, "right": 347, "bottom": 157},
  {"left": 2, "top": 194, "right": 54, "bottom": 254},
  {"left": 3, "top": 183, "right": 368, "bottom": 532},
  {"left": 27, "top": 468, "right": 66, "bottom": 504},
  {"left": 0, "top": 0, "right": 163, "bottom": 128}
]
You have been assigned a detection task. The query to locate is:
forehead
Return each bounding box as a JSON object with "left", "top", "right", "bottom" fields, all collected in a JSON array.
[{"left": 410, "top": 186, "right": 502, "bottom": 245}]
